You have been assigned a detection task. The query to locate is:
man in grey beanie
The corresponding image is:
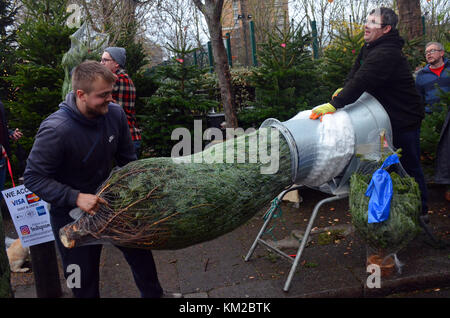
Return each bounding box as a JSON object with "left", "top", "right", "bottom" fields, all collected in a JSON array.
[{"left": 101, "top": 47, "right": 142, "bottom": 156}]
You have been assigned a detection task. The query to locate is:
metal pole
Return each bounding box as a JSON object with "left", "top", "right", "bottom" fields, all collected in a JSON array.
[
  {"left": 30, "top": 241, "right": 62, "bottom": 298},
  {"left": 421, "top": 15, "right": 426, "bottom": 36},
  {"left": 283, "top": 195, "right": 347, "bottom": 292},
  {"left": 249, "top": 21, "right": 257, "bottom": 67},
  {"left": 207, "top": 41, "right": 214, "bottom": 73},
  {"left": 225, "top": 33, "right": 232, "bottom": 67},
  {"left": 310, "top": 21, "right": 319, "bottom": 60}
]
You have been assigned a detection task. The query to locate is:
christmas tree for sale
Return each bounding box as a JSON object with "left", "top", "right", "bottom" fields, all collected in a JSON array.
[
  {"left": 244, "top": 17, "right": 323, "bottom": 126},
  {"left": 6, "top": 0, "right": 75, "bottom": 153},
  {"left": 139, "top": 44, "right": 218, "bottom": 157},
  {"left": 349, "top": 154, "right": 422, "bottom": 272}
]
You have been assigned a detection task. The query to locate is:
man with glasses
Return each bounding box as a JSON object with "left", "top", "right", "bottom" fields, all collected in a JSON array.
[
  {"left": 416, "top": 42, "right": 450, "bottom": 201},
  {"left": 416, "top": 42, "right": 448, "bottom": 114},
  {"left": 310, "top": 8, "right": 429, "bottom": 221},
  {"left": 101, "top": 47, "right": 142, "bottom": 157}
]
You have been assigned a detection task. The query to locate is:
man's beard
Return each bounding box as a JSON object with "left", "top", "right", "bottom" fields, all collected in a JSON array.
[
  {"left": 429, "top": 58, "right": 443, "bottom": 67},
  {"left": 87, "top": 103, "right": 109, "bottom": 117}
]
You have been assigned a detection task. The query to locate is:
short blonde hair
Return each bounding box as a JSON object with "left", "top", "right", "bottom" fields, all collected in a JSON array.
[{"left": 72, "top": 60, "right": 116, "bottom": 94}]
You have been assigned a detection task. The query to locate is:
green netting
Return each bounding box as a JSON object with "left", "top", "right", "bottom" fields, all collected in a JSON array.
[
  {"left": 61, "top": 22, "right": 109, "bottom": 99},
  {"left": 60, "top": 128, "right": 293, "bottom": 250},
  {"left": 349, "top": 152, "right": 422, "bottom": 254}
]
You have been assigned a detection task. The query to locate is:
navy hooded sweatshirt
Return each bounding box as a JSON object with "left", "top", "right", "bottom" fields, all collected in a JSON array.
[{"left": 24, "top": 92, "right": 136, "bottom": 218}]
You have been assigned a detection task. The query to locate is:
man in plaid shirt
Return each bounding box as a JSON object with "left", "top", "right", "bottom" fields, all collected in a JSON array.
[{"left": 101, "top": 47, "right": 142, "bottom": 156}]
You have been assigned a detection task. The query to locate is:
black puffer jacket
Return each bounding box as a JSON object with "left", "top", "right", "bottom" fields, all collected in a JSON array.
[{"left": 331, "top": 30, "right": 424, "bottom": 132}]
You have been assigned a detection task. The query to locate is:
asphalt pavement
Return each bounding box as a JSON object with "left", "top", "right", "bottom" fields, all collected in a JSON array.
[{"left": 5, "top": 184, "right": 450, "bottom": 299}]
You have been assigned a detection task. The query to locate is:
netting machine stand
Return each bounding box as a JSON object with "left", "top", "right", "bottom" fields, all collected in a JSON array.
[
  {"left": 245, "top": 93, "right": 393, "bottom": 292},
  {"left": 244, "top": 182, "right": 349, "bottom": 292}
]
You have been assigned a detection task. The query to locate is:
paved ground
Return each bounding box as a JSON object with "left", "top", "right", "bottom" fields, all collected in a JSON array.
[{"left": 4, "top": 184, "right": 450, "bottom": 299}]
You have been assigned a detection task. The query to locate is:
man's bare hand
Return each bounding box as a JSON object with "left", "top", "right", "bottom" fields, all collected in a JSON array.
[
  {"left": 76, "top": 193, "right": 108, "bottom": 215},
  {"left": 10, "top": 128, "right": 23, "bottom": 141}
]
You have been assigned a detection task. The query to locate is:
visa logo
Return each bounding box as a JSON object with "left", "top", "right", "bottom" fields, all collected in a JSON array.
[{"left": 12, "top": 198, "right": 26, "bottom": 206}]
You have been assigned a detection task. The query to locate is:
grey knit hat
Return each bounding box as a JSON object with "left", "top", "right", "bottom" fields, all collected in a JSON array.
[{"left": 105, "top": 47, "right": 126, "bottom": 68}]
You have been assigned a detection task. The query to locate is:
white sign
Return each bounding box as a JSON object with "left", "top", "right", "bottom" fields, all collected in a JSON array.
[{"left": 2, "top": 185, "right": 54, "bottom": 247}]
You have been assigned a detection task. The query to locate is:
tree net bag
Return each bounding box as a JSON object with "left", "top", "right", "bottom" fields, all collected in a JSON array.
[
  {"left": 349, "top": 144, "right": 422, "bottom": 275},
  {"left": 61, "top": 22, "right": 109, "bottom": 99},
  {"left": 60, "top": 128, "right": 294, "bottom": 250}
]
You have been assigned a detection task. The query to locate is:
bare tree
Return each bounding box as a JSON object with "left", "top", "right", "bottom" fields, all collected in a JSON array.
[
  {"left": 421, "top": 0, "right": 449, "bottom": 43},
  {"left": 290, "top": 0, "right": 348, "bottom": 51},
  {"left": 145, "top": 0, "right": 209, "bottom": 58},
  {"left": 246, "top": 0, "right": 293, "bottom": 48},
  {"left": 70, "top": 0, "right": 156, "bottom": 44},
  {"left": 193, "top": 0, "right": 238, "bottom": 129}
]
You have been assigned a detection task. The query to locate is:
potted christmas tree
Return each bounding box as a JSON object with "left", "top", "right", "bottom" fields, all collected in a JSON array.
[{"left": 349, "top": 157, "right": 422, "bottom": 277}]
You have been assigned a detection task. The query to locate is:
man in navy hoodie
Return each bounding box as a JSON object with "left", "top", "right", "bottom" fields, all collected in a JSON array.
[{"left": 23, "top": 61, "right": 166, "bottom": 298}]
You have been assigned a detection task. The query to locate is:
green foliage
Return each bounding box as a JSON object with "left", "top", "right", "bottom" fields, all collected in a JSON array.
[
  {"left": 201, "top": 68, "right": 256, "bottom": 113},
  {"left": 420, "top": 88, "right": 449, "bottom": 168},
  {"left": 138, "top": 46, "right": 218, "bottom": 157},
  {"left": 320, "top": 27, "right": 365, "bottom": 90},
  {"left": 133, "top": 69, "right": 159, "bottom": 99},
  {"left": 402, "top": 36, "right": 426, "bottom": 71},
  {"left": 5, "top": 0, "right": 74, "bottom": 155},
  {"left": 350, "top": 170, "right": 422, "bottom": 252},
  {"left": 0, "top": 0, "right": 18, "bottom": 102},
  {"left": 61, "top": 22, "right": 109, "bottom": 99},
  {"left": 115, "top": 22, "right": 149, "bottom": 79},
  {"left": 241, "top": 22, "right": 326, "bottom": 128}
]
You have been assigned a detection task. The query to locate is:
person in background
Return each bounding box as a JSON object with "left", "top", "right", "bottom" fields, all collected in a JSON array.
[
  {"left": 0, "top": 99, "right": 23, "bottom": 191},
  {"left": 415, "top": 42, "right": 449, "bottom": 113},
  {"left": 310, "top": 7, "right": 429, "bottom": 221},
  {"left": 416, "top": 42, "right": 450, "bottom": 201},
  {"left": 100, "top": 47, "right": 142, "bottom": 157}
]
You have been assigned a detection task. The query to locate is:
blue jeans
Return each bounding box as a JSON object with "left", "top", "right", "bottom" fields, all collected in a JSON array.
[
  {"left": 392, "top": 128, "right": 428, "bottom": 215},
  {"left": 133, "top": 141, "right": 142, "bottom": 158}
]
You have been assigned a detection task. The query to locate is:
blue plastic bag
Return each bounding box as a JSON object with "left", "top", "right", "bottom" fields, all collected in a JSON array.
[{"left": 365, "top": 154, "right": 400, "bottom": 224}]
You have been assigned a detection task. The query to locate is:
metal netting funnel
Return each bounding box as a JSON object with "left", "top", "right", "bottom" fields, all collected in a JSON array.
[{"left": 260, "top": 92, "right": 393, "bottom": 195}]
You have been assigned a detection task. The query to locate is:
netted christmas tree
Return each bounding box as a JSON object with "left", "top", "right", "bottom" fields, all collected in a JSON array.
[
  {"left": 6, "top": 0, "right": 74, "bottom": 154},
  {"left": 61, "top": 22, "right": 109, "bottom": 99},
  {"left": 349, "top": 151, "right": 422, "bottom": 271},
  {"left": 60, "top": 128, "right": 293, "bottom": 250}
]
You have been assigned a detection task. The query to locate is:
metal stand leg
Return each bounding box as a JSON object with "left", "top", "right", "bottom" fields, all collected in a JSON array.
[
  {"left": 283, "top": 194, "right": 347, "bottom": 292},
  {"left": 244, "top": 188, "right": 348, "bottom": 292},
  {"left": 245, "top": 186, "right": 303, "bottom": 262}
]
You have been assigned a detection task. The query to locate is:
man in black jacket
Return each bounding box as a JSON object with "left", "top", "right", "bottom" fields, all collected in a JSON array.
[{"left": 310, "top": 8, "right": 428, "bottom": 218}]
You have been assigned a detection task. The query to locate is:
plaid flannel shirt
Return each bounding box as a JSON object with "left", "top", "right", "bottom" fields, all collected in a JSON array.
[{"left": 112, "top": 69, "right": 141, "bottom": 141}]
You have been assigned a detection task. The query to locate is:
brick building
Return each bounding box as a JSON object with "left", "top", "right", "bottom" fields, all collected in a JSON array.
[{"left": 221, "top": 0, "right": 289, "bottom": 67}]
